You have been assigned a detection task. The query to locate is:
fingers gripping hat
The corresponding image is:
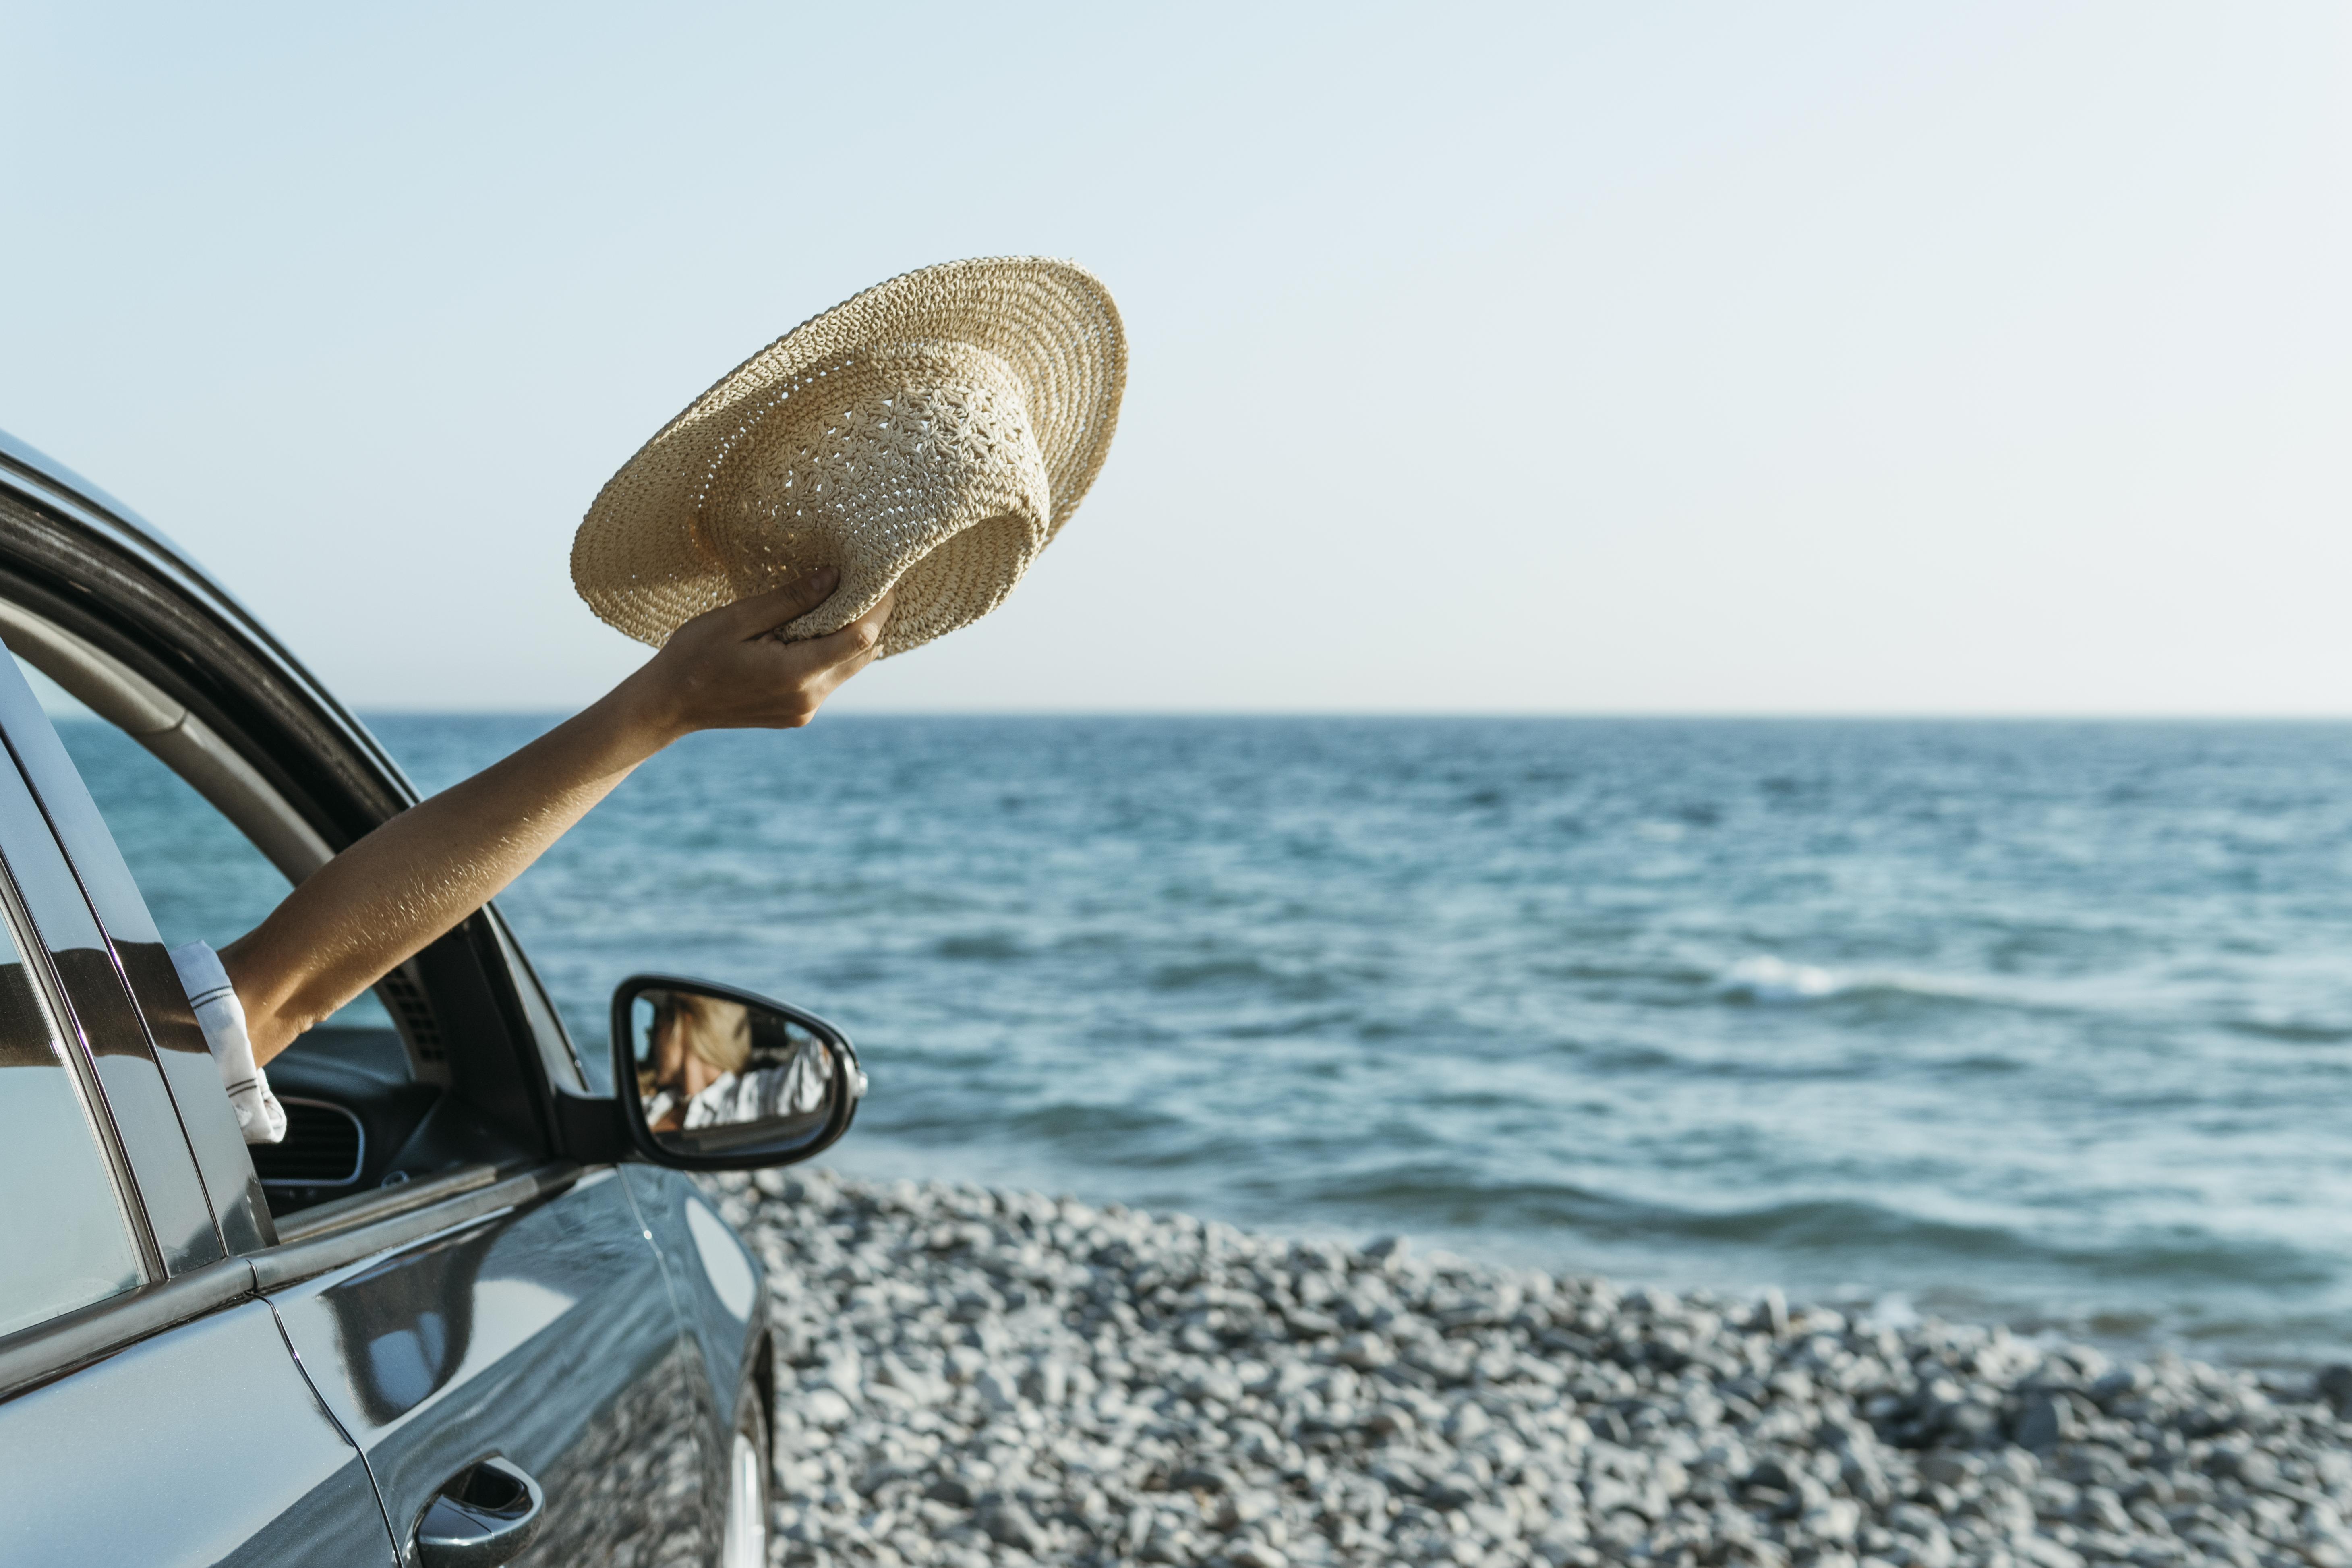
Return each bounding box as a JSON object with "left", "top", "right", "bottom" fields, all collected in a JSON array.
[{"left": 573, "top": 257, "right": 1126, "bottom": 657}]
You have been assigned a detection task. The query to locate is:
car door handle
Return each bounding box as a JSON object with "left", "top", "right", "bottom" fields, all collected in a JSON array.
[{"left": 414, "top": 1455, "right": 546, "bottom": 1568}]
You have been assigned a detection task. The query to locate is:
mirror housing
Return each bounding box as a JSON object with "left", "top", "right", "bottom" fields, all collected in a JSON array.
[{"left": 610, "top": 974, "right": 865, "bottom": 1170}]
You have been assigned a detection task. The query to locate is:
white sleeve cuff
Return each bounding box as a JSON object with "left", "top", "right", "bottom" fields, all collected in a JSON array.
[{"left": 168, "top": 941, "right": 286, "bottom": 1146}]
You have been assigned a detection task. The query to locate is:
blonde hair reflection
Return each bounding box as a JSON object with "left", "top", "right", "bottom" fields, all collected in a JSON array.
[
  {"left": 669, "top": 992, "right": 750, "bottom": 1076},
  {"left": 640, "top": 990, "right": 753, "bottom": 1133}
]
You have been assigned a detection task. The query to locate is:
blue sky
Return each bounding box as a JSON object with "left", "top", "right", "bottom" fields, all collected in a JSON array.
[{"left": 7, "top": 4, "right": 2348, "bottom": 713}]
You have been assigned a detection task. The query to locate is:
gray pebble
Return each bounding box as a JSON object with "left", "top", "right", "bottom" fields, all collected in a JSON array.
[
  {"left": 980, "top": 1497, "right": 1045, "bottom": 1553},
  {"left": 2318, "top": 1364, "right": 2352, "bottom": 1415},
  {"left": 712, "top": 1169, "right": 2352, "bottom": 1568}
]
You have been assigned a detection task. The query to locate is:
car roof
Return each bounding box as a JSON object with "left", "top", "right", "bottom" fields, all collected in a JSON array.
[
  {"left": 0, "top": 425, "right": 420, "bottom": 808},
  {"left": 0, "top": 426, "right": 284, "bottom": 655}
]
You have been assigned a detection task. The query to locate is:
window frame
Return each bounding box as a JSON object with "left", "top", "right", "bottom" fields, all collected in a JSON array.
[
  {"left": 0, "top": 668, "right": 592, "bottom": 1398},
  {"left": 0, "top": 439, "right": 617, "bottom": 1406},
  {"left": 0, "top": 805, "right": 161, "bottom": 1310},
  {"left": 0, "top": 443, "right": 597, "bottom": 1260},
  {"left": 0, "top": 663, "right": 232, "bottom": 1265},
  {"left": 0, "top": 707, "right": 261, "bottom": 1401}
]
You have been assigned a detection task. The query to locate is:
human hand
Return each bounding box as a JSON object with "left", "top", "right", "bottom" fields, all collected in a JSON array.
[{"left": 620, "top": 567, "right": 893, "bottom": 744}]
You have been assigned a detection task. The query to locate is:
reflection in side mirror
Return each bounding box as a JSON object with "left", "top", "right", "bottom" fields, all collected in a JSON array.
[{"left": 611, "top": 975, "right": 866, "bottom": 1170}]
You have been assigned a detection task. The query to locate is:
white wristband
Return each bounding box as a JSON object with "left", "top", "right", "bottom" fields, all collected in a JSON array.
[{"left": 168, "top": 941, "right": 286, "bottom": 1146}]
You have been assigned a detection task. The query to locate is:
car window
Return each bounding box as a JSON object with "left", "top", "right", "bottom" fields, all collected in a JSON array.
[
  {"left": 62, "top": 706, "right": 381, "bottom": 996},
  {"left": 23, "top": 677, "right": 393, "bottom": 1032},
  {"left": 9, "top": 657, "right": 470, "bottom": 1220},
  {"left": 0, "top": 875, "right": 143, "bottom": 1336}
]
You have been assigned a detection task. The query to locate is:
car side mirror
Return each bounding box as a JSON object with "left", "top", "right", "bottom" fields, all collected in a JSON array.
[{"left": 611, "top": 974, "right": 866, "bottom": 1170}]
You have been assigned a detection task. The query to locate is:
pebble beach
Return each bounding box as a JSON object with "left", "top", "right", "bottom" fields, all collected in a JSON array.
[{"left": 712, "top": 1168, "right": 2352, "bottom": 1568}]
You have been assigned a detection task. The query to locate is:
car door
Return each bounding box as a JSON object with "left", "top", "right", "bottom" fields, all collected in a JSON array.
[
  {"left": 260, "top": 1163, "right": 718, "bottom": 1568},
  {"left": 0, "top": 589, "right": 724, "bottom": 1561},
  {"left": 0, "top": 706, "right": 396, "bottom": 1566}
]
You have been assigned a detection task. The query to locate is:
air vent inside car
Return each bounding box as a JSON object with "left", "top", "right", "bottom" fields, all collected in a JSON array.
[
  {"left": 251, "top": 1098, "right": 364, "bottom": 1187},
  {"left": 376, "top": 964, "right": 447, "bottom": 1077}
]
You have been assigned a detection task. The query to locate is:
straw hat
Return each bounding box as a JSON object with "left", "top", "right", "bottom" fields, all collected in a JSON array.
[{"left": 572, "top": 256, "right": 1126, "bottom": 658}]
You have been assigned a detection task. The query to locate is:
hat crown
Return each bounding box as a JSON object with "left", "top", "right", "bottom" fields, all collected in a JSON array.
[{"left": 692, "top": 340, "right": 1052, "bottom": 651}]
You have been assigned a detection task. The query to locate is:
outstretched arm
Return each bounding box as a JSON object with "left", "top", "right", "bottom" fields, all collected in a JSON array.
[{"left": 221, "top": 568, "right": 888, "bottom": 1063}]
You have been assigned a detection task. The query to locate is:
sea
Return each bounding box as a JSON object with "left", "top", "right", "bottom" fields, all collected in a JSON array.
[{"left": 62, "top": 715, "right": 2352, "bottom": 1370}]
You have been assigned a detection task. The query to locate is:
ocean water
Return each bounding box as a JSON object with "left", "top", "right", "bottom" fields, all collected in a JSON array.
[{"left": 66, "top": 715, "right": 2352, "bottom": 1368}]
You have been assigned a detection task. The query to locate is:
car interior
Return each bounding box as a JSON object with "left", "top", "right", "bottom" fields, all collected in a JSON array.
[{"left": 0, "top": 584, "right": 574, "bottom": 1222}]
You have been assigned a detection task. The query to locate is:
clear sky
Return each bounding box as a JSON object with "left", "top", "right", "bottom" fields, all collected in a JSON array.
[{"left": 7, "top": 4, "right": 2348, "bottom": 715}]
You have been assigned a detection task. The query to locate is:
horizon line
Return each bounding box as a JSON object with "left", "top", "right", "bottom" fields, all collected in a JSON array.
[{"left": 318, "top": 708, "right": 2352, "bottom": 724}]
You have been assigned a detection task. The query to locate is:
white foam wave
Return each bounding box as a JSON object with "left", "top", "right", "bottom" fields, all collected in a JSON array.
[
  {"left": 1713, "top": 955, "right": 1847, "bottom": 1002},
  {"left": 1710, "top": 955, "right": 1984, "bottom": 1007}
]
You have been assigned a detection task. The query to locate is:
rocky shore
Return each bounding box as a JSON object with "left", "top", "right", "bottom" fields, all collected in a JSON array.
[{"left": 706, "top": 1168, "right": 2352, "bottom": 1568}]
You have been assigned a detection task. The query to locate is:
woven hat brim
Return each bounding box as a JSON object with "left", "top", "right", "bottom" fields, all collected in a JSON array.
[{"left": 572, "top": 256, "right": 1126, "bottom": 653}]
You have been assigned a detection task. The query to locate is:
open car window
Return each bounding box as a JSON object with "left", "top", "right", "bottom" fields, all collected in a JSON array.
[
  {"left": 6, "top": 650, "right": 459, "bottom": 1220},
  {"left": 34, "top": 678, "right": 397, "bottom": 1029}
]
